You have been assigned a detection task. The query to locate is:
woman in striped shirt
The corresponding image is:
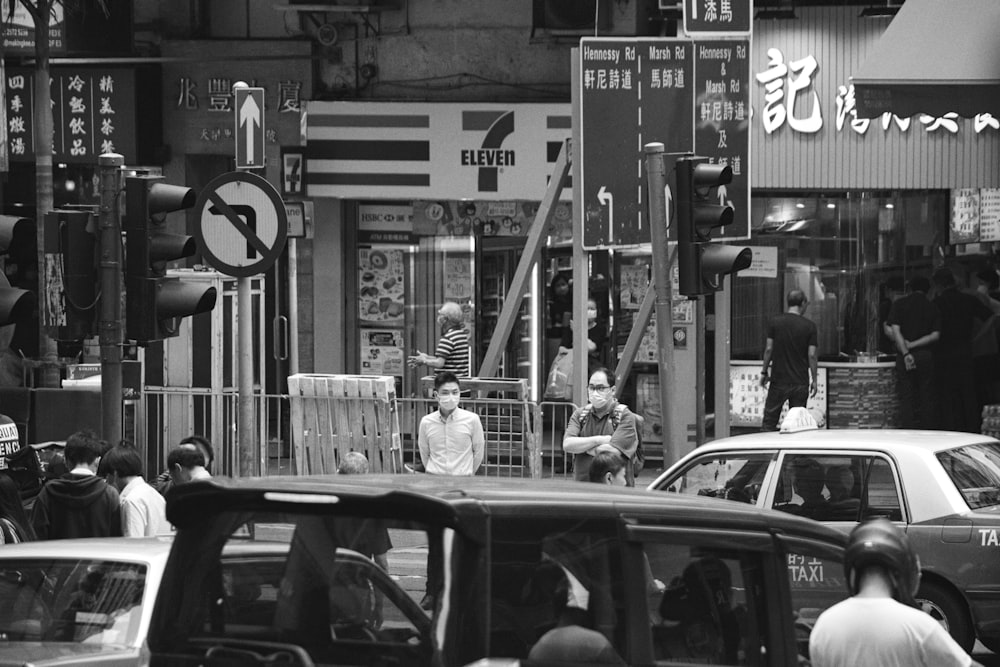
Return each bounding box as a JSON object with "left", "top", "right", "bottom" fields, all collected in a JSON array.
[{"left": 407, "top": 301, "right": 470, "bottom": 377}]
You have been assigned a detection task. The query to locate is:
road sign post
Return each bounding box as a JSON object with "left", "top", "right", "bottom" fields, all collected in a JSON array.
[
  {"left": 195, "top": 171, "right": 287, "bottom": 476},
  {"left": 234, "top": 87, "right": 265, "bottom": 170}
]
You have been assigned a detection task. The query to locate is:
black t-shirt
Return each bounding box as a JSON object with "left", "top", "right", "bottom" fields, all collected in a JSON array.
[
  {"left": 933, "top": 288, "right": 994, "bottom": 360},
  {"left": 767, "top": 313, "right": 817, "bottom": 385},
  {"left": 886, "top": 292, "right": 941, "bottom": 357}
]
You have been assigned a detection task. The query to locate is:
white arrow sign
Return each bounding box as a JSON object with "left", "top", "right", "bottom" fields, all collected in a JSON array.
[
  {"left": 664, "top": 184, "right": 672, "bottom": 230},
  {"left": 598, "top": 185, "right": 614, "bottom": 242},
  {"left": 239, "top": 93, "right": 261, "bottom": 164}
]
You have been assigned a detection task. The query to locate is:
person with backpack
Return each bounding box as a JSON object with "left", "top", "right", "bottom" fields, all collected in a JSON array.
[{"left": 562, "top": 368, "right": 641, "bottom": 486}]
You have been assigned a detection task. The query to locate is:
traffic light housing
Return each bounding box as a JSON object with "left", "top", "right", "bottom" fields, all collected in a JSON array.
[
  {"left": 125, "top": 176, "right": 217, "bottom": 344},
  {"left": 675, "top": 156, "right": 752, "bottom": 297},
  {"left": 43, "top": 210, "right": 99, "bottom": 340},
  {"left": 0, "top": 216, "right": 35, "bottom": 328}
]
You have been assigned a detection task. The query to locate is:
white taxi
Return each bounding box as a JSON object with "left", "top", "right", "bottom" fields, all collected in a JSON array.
[{"left": 648, "top": 423, "right": 1000, "bottom": 654}]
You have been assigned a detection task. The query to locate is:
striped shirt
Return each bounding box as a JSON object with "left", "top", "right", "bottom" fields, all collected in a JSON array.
[{"left": 436, "top": 325, "right": 470, "bottom": 376}]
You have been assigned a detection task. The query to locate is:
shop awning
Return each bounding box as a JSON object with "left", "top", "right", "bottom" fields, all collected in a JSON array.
[{"left": 851, "top": 0, "right": 1000, "bottom": 118}]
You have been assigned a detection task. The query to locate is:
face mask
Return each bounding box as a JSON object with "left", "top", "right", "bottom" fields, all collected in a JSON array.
[
  {"left": 589, "top": 391, "right": 609, "bottom": 409},
  {"left": 586, "top": 309, "right": 597, "bottom": 319},
  {"left": 438, "top": 395, "right": 460, "bottom": 411}
]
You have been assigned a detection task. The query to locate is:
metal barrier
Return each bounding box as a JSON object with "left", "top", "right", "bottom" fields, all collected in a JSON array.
[{"left": 139, "top": 387, "right": 580, "bottom": 481}]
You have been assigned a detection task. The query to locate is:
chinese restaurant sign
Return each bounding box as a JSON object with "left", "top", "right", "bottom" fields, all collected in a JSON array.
[
  {"left": 0, "top": 0, "right": 65, "bottom": 55},
  {"left": 6, "top": 67, "right": 136, "bottom": 163}
]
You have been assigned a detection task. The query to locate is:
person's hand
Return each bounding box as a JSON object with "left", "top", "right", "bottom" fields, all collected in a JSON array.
[
  {"left": 809, "top": 380, "right": 818, "bottom": 398},
  {"left": 759, "top": 373, "right": 769, "bottom": 388},
  {"left": 407, "top": 352, "right": 424, "bottom": 368},
  {"left": 904, "top": 352, "right": 917, "bottom": 371},
  {"left": 595, "top": 443, "right": 618, "bottom": 455}
]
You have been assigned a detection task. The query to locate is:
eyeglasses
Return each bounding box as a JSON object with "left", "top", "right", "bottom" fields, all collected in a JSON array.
[{"left": 587, "top": 384, "right": 612, "bottom": 393}]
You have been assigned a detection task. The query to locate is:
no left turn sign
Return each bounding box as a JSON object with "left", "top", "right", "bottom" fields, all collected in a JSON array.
[{"left": 194, "top": 171, "right": 288, "bottom": 278}]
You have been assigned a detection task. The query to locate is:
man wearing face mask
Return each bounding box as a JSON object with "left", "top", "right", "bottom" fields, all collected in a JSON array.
[
  {"left": 416, "top": 372, "right": 485, "bottom": 609},
  {"left": 562, "top": 368, "right": 640, "bottom": 485},
  {"left": 407, "top": 301, "right": 470, "bottom": 377}
]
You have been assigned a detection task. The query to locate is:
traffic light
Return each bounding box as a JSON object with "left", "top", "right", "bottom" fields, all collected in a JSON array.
[
  {"left": 125, "top": 176, "right": 217, "bottom": 344},
  {"left": 0, "top": 217, "right": 35, "bottom": 328},
  {"left": 43, "top": 210, "right": 99, "bottom": 341},
  {"left": 675, "top": 156, "right": 752, "bottom": 298}
]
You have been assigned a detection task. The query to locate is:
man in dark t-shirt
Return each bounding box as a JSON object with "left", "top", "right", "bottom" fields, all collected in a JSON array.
[
  {"left": 886, "top": 275, "right": 940, "bottom": 429},
  {"left": 759, "top": 290, "right": 818, "bottom": 431}
]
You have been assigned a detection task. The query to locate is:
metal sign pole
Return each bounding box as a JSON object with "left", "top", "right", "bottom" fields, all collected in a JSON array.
[
  {"left": 234, "top": 81, "right": 257, "bottom": 477},
  {"left": 99, "top": 153, "right": 124, "bottom": 447},
  {"left": 643, "top": 143, "right": 678, "bottom": 466}
]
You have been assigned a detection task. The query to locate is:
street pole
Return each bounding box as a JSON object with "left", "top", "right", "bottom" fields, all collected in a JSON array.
[
  {"left": 643, "top": 143, "right": 678, "bottom": 466},
  {"left": 98, "top": 153, "right": 124, "bottom": 447},
  {"left": 238, "top": 276, "right": 255, "bottom": 476}
]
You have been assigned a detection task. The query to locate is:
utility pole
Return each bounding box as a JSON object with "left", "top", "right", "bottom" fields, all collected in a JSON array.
[{"left": 98, "top": 153, "right": 124, "bottom": 447}]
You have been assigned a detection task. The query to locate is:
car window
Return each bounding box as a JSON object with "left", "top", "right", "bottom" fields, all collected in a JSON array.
[
  {"left": 643, "top": 543, "right": 765, "bottom": 666},
  {"left": 0, "top": 559, "right": 146, "bottom": 646},
  {"left": 783, "top": 548, "right": 849, "bottom": 664},
  {"left": 658, "top": 452, "right": 775, "bottom": 505},
  {"left": 771, "top": 454, "right": 896, "bottom": 523},
  {"left": 936, "top": 441, "right": 1000, "bottom": 509},
  {"left": 160, "top": 511, "right": 435, "bottom": 666},
  {"left": 489, "top": 517, "right": 624, "bottom": 662}
]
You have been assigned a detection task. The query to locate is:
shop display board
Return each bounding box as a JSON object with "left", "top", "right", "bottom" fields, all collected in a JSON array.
[
  {"left": 981, "top": 188, "right": 1000, "bottom": 242},
  {"left": 358, "top": 248, "right": 405, "bottom": 324},
  {"left": 360, "top": 329, "right": 405, "bottom": 376},
  {"left": 950, "top": 188, "right": 981, "bottom": 245},
  {"left": 730, "top": 360, "right": 828, "bottom": 429}
]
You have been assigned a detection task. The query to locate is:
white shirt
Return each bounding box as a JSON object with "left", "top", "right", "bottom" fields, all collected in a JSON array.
[
  {"left": 120, "top": 477, "right": 169, "bottom": 537},
  {"left": 417, "top": 407, "right": 485, "bottom": 476},
  {"left": 809, "top": 596, "right": 972, "bottom": 667}
]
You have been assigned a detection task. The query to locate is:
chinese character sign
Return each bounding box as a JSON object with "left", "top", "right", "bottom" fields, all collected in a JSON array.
[
  {"left": 684, "top": 0, "right": 751, "bottom": 35},
  {"left": 694, "top": 40, "right": 751, "bottom": 240},
  {"left": 6, "top": 68, "right": 136, "bottom": 163}
]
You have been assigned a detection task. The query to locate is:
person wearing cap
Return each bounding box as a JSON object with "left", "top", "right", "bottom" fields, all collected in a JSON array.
[
  {"left": 407, "top": 301, "right": 470, "bottom": 377},
  {"left": 809, "top": 518, "right": 979, "bottom": 667},
  {"left": 759, "top": 290, "right": 818, "bottom": 431}
]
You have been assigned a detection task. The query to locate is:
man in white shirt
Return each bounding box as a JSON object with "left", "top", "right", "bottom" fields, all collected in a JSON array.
[
  {"left": 809, "top": 518, "right": 979, "bottom": 667},
  {"left": 417, "top": 372, "right": 484, "bottom": 476},
  {"left": 100, "top": 442, "right": 168, "bottom": 537},
  {"left": 416, "top": 372, "right": 485, "bottom": 610}
]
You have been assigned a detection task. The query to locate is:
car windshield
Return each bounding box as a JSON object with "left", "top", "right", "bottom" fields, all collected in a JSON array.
[
  {"left": 937, "top": 442, "right": 1000, "bottom": 509},
  {"left": 0, "top": 558, "right": 147, "bottom": 647}
]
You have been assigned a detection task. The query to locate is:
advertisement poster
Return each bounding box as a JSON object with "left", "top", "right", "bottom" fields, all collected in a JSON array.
[
  {"left": 358, "top": 248, "right": 405, "bottom": 324},
  {"left": 950, "top": 188, "right": 981, "bottom": 245},
  {"left": 620, "top": 263, "right": 648, "bottom": 311},
  {"left": 412, "top": 199, "right": 573, "bottom": 243},
  {"left": 360, "top": 329, "right": 405, "bottom": 376},
  {"left": 980, "top": 188, "right": 1000, "bottom": 243},
  {"left": 444, "top": 258, "right": 473, "bottom": 302},
  {"left": 729, "top": 361, "right": 827, "bottom": 428}
]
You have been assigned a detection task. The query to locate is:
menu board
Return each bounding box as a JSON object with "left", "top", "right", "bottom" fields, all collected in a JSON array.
[
  {"left": 980, "top": 188, "right": 1000, "bottom": 243},
  {"left": 358, "top": 248, "right": 405, "bottom": 324},
  {"left": 729, "top": 361, "right": 827, "bottom": 428}
]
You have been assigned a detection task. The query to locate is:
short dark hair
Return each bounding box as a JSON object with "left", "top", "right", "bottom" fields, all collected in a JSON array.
[
  {"left": 100, "top": 443, "right": 144, "bottom": 478},
  {"left": 588, "top": 450, "right": 627, "bottom": 483},
  {"left": 932, "top": 267, "right": 956, "bottom": 288},
  {"left": 434, "top": 371, "right": 461, "bottom": 390},
  {"left": 589, "top": 367, "right": 615, "bottom": 388},
  {"left": 180, "top": 434, "right": 214, "bottom": 469},
  {"left": 907, "top": 275, "right": 930, "bottom": 293},
  {"left": 787, "top": 290, "right": 807, "bottom": 308},
  {"left": 64, "top": 429, "right": 106, "bottom": 467},
  {"left": 167, "top": 446, "right": 205, "bottom": 471}
]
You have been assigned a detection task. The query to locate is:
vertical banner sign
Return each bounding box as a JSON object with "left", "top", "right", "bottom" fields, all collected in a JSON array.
[
  {"left": 234, "top": 87, "right": 266, "bottom": 169},
  {"left": 684, "top": 0, "right": 752, "bottom": 35},
  {"left": 580, "top": 38, "right": 693, "bottom": 249},
  {"left": 694, "top": 40, "right": 751, "bottom": 240}
]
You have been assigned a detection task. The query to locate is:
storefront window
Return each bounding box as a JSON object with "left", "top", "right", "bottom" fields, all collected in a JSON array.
[{"left": 733, "top": 191, "right": 947, "bottom": 361}]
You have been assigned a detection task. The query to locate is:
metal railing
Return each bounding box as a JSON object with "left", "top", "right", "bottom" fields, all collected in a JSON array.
[{"left": 140, "top": 388, "right": 580, "bottom": 481}]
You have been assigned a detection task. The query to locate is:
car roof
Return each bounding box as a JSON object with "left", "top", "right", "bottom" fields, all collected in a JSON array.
[
  {"left": 0, "top": 536, "right": 174, "bottom": 562},
  {"left": 689, "top": 428, "right": 997, "bottom": 455},
  {"left": 166, "top": 475, "right": 846, "bottom": 547}
]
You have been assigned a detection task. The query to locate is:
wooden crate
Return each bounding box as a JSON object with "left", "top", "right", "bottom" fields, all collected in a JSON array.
[{"left": 287, "top": 374, "right": 402, "bottom": 475}]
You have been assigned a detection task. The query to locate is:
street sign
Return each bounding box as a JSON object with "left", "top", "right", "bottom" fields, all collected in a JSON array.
[
  {"left": 194, "top": 171, "right": 287, "bottom": 278},
  {"left": 580, "top": 38, "right": 694, "bottom": 249},
  {"left": 684, "top": 0, "right": 752, "bottom": 35},
  {"left": 234, "top": 87, "right": 265, "bottom": 169},
  {"left": 693, "top": 39, "right": 751, "bottom": 239}
]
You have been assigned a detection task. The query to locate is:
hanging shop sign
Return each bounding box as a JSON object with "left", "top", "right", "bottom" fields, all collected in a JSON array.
[
  {"left": 305, "top": 102, "right": 572, "bottom": 202},
  {"left": 5, "top": 67, "right": 136, "bottom": 163},
  {"left": 0, "top": 0, "right": 65, "bottom": 55}
]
